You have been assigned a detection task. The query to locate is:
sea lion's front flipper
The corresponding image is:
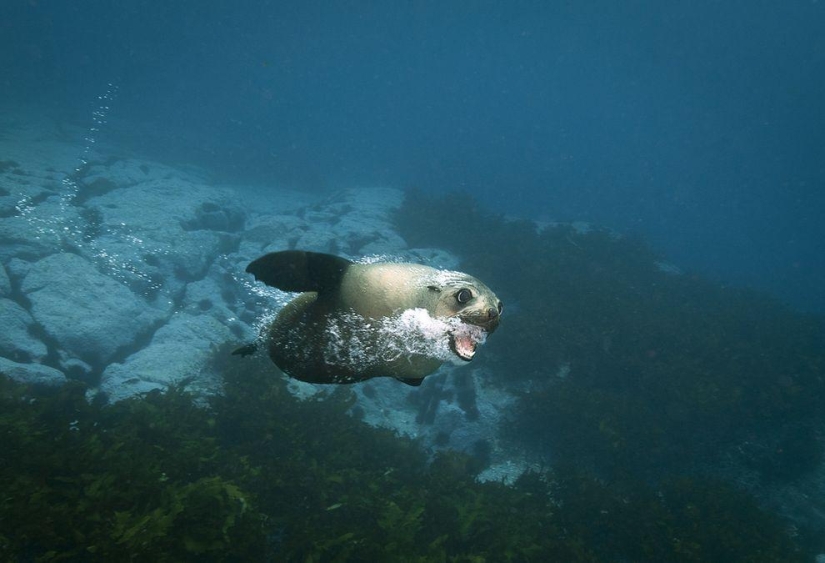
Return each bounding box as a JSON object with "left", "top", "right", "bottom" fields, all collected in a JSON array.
[{"left": 246, "top": 250, "right": 353, "bottom": 293}]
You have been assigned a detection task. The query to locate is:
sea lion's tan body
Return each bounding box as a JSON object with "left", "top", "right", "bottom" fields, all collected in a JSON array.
[{"left": 241, "top": 251, "right": 502, "bottom": 385}]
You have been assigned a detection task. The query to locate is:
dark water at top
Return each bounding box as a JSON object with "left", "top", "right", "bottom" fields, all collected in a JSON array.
[{"left": 2, "top": 0, "right": 823, "bottom": 312}]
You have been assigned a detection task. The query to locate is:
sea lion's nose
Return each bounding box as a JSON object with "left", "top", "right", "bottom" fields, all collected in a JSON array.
[{"left": 485, "top": 306, "right": 501, "bottom": 334}]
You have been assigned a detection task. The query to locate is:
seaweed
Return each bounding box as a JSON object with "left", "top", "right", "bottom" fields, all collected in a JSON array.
[
  {"left": 549, "top": 467, "right": 806, "bottom": 563},
  {"left": 0, "top": 375, "right": 265, "bottom": 562},
  {"left": 0, "top": 349, "right": 813, "bottom": 562}
]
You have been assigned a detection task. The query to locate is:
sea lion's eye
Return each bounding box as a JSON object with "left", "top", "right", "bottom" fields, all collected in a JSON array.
[{"left": 456, "top": 288, "right": 473, "bottom": 304}]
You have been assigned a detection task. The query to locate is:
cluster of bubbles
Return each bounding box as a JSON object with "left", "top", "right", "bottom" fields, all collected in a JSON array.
[
  {"left": 88, "top": 238, "right": 171, "bottom": 298},
  {"left": 60, "top": 83, "right": 119, "bottom": 210},
  {"left": 240, "top": 281, "right": 294, "bottom": 341},
  {"left": 16, "top": 85, "right": 117, "bottom": 241},
  {"left": 322, "top": 307, "right": 485, "bottom": 372},
  {"left": 14, "top": 83, "right": 177, "bottom": 301},
  {"left": 356, "top": 253, "right": 403, "bottom": 265}
]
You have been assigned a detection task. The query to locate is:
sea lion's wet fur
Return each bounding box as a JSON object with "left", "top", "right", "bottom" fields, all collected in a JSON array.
[{"left": 244, "top": 251, "right": 502, "bottom": 385}]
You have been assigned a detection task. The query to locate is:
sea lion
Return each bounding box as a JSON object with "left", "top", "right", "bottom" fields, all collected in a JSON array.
[{"left": 235, "top": 250, "right": 502, "bottom": 386}]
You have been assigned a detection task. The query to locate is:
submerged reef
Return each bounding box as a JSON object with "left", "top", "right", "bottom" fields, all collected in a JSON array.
[{"left": 0, "top": 353, "right": 810, "bottom": 562}]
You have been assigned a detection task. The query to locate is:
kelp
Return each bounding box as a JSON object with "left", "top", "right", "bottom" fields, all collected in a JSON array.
[
  {"left": 0, "top": 347, "right": 813, "bottom": 561},
  {"left": 0, "top": 376, "right": 263, "bottom": 562}
]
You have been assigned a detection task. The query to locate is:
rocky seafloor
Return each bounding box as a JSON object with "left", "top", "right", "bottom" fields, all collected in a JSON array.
[{"left": 0, "top": 108, "right": 528, "bottom": 482}]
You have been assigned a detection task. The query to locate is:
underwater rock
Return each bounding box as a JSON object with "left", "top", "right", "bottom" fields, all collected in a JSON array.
[
  {"left": 83, "top": 181, "right": 240, "bottom": 284},
  {"left": 348, "top": 366, "right": 519, "bottom": 477},
  {"left": 57, "top": 353, "right": 94, "bottom": 382},
  {"left": 0, "top": 356, "right": 65, "bottom": 386},
  {"left": 289, "top": 229, "right": 341, "bottom": 255},
  {"left": 235, "top": 214, "right": 307, "bottom": 261},
  {"left": 182, "top": 200, "right": 246, "bottom": 232},
  {"left": 96, "top": 312, "right": 238, "bottom": 402},
  {"left": 0, "top": 110, "right": 89, "bottom": 175},
  {"left": 0, "top": 196, "right": 84, "bottom": 262},
  {"left": 83, "top": 178, "right": 230, "bottom": 231},
  {"left": 235, "top": 188, "right": 410, "bottom": 260},
  {"left": 288, "top": 188, "right": 408, "bottom": 256},
  {"left": 81, "top": 157, "right": 207, "bottom": 193},
  {"left": 0, "top": 262, "right": 10, "bottom": 295},
  {"left": 240, "top": 215, "right": 305, "bottom": 245},
  {"left": 21, "top": 252, "right": 167, "bottom": 367},
  {"left": 0, "top": 298, "right": 48, "bottom": 363},
  {"left": 182, "top": 271, "right": 255, "bottom": 340}
]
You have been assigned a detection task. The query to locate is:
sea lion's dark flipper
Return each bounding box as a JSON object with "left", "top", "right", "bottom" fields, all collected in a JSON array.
[
  {"left": 232, "top": 342, "right": 259, "bottom": 357},
  {"left": 246, "top": 251, "right": 353, "bottom": 293},
  {"left": 397, "top": 377, "right": 424, "bottom": 387}
]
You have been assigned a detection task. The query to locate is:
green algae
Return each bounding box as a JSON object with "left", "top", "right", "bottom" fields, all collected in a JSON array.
[{"left": 0, "top": 350, "right": 811, "bottom": 561}]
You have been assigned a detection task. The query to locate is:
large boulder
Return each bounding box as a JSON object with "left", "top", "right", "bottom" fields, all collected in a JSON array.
[
  {"left": 0, "top": 196, "right": 83, "bottom": 262},
  {"left": 0, "top": 262, "right": 10, "bottom": 295},
  {"left": 81, "top": 178, "right": 244, "bottom": 300},
  {"left": 289, "top": 188, "right": 407, "bottom": 256},
  {"left": 0, "top": 298, "right": 48, "bottom": 362},
  {"left": 348, "top": 365, "right": 523, "bottom": 481},
  {"left": 21, "top": 252, "right": 167, "bottom": 368},
  {"left": 0, "top": 356, "right": 65, "bottom": 387},
  {"left": 97, "top": 312, "right": 238, "bottom": 402}
]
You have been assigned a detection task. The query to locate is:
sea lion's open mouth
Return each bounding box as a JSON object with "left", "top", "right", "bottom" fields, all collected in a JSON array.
[{"left": 448, "top": 323, "right": 487, "bottom": 362}]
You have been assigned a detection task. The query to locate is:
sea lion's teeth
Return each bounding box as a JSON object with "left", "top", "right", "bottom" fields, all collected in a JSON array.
[{"left": 451, "top": 333, "right": 478, "bottom": 361}]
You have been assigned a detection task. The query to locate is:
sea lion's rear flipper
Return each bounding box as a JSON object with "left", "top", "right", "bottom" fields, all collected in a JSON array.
[
  {"left": 232, "top": 342, "right": 258, "bottom": 357},
  {"left": 397, "top": 377, "right": 425, "bottom": 387},
  {"left": 246, "top": 251, "right": 353, "bottom": 293}
]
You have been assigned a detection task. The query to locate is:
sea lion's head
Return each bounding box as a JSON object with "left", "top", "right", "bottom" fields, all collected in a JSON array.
[{"left": 425, "top": 270, "right": 502, "bottom": 362}]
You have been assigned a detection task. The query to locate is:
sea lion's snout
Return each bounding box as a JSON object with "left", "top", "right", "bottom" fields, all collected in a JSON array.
[
  {"left": 472, "top": 308, "right": 499, "bottom": 335},
  {"left": 469, "top": 300, "right": 502, "bottom": 333},
  {"left": 485, "top": 302, "right": 502, "bottom": 332}
]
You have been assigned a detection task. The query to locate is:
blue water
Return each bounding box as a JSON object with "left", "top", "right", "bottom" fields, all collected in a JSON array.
[{"left": 2, "top": 0, "right": 823, "bottom": 312}]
